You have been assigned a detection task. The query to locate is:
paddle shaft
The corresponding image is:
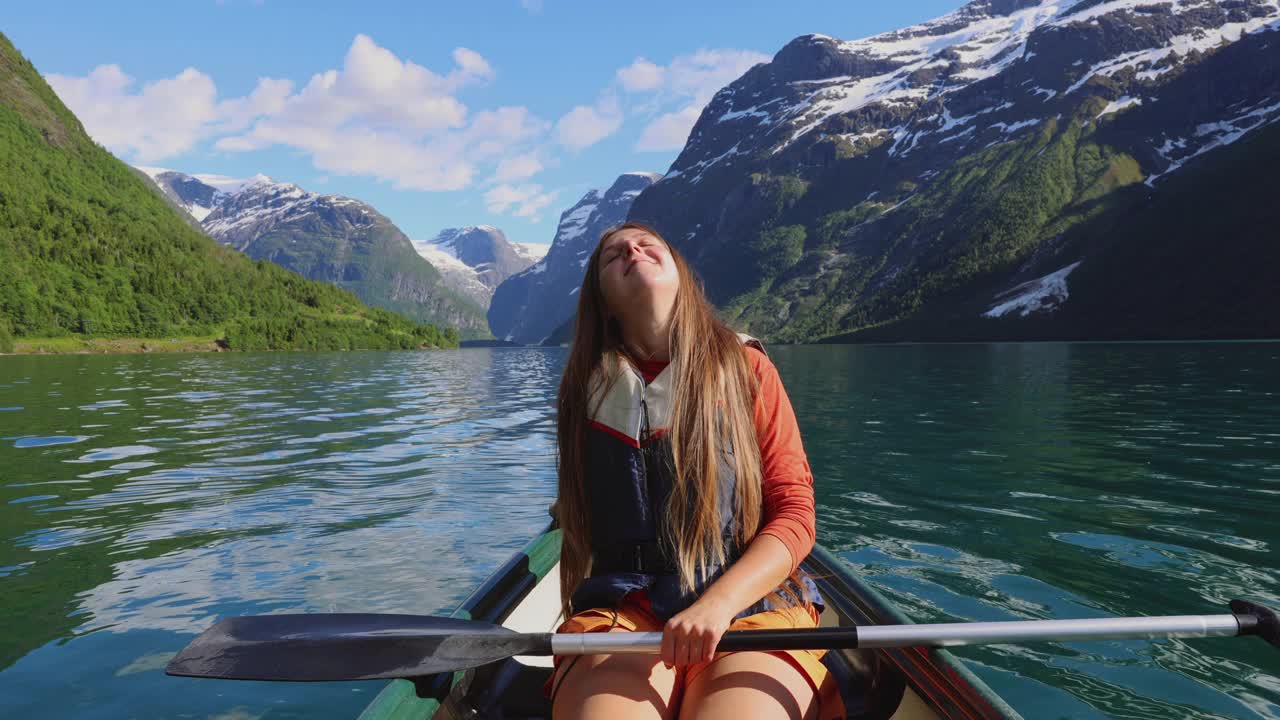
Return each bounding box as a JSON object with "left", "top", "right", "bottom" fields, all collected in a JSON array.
[
  {"left": 164, "top": 600, "right": 1277, "bottom": 681},
  {"left": 551, "top": 612, "right": 1253, "bottom": 655}
]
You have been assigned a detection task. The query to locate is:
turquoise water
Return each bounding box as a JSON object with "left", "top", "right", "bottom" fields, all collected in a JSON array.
[{"left": 0, "top": 344, "right": 1277, "bottom": 719}]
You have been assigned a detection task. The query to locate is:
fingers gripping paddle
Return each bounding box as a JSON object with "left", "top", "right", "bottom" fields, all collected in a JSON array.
[{"left": 167, "top": 599, "right": 1279, "bottom": 682}]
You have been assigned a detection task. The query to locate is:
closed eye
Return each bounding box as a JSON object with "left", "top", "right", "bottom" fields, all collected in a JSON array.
[{"left": 601, "top": 239, "right": 654, "bottom": 266}]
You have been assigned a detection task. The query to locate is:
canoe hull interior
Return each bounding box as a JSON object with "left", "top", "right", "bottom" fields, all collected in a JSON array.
[{"left": 357, "top": 525, "right": 1022, "bottom": 720}]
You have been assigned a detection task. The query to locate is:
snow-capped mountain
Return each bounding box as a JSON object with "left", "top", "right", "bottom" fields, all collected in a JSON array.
[
  {"left": 657, "top": 0, "right": 1280, "bottom": 191},
  {"left": 137, "top": 167, "right": 272, "bottom": 222},
  {"left": 412, "top": 226, "right": 544, "bottom": 308},
  {"left": 488, "top": 172, "right": 661, "bottom": 344},
  {"left": 628, "top": 0, "right": 1280, "bottom": 341},
  {"left": 137, "top": 168, "right": 488, "bottom": 335},
  {"left": 516, "top": 242, "right": 550, "bottom": 264}
]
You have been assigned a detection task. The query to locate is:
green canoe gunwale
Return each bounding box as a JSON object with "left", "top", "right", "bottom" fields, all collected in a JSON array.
[
  {"left": 805, "top": 544, "right": 1021, "bottom": 719},
  {"left": 358, "top": 527, "right": 562, "bottom": 720},
  {"left": 358, "top": 524, "right": 1022, "bottom": 720}
]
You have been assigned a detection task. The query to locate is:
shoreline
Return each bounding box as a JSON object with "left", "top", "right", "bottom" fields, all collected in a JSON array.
[
  {"left": 1, "top": 336, "right": 456, "bottom": 355},
  {"left": 5, "top": 336, "right": 227, "bottom": 355}
]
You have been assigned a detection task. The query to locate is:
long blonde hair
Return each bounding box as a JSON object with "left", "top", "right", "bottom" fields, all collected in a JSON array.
[{"left": 556, "top": 223, "right": 768, "bottom": 619}]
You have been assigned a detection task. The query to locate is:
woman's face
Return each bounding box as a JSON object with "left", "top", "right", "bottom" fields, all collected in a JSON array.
[{"left": 597, "top": 228, "right": 680, "bottom": 317}]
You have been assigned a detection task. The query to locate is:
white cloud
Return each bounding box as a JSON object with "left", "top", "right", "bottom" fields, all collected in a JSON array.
[
  {"left": 280, "top": 33, "right": 479, "bottom": 133},
  {"left": 48, "top": 34, "right": 552, "bottom": 193},
  {"left": 520, "top": 0, "right": 544, "bottom": 13},
  {"left": 47, "top": 64, "right": 221, "bottom": 162},
  {"left": 619, "top": 48, "right": 768, "bottom": 152},
  {"left": 492, "top": 152, "right": 544, "bottom": 182},
  {"left": 224, "top": 122, "right": 476, "bottom": 190},
  {"left": 216, "top": 36, "right": 532, "bottom": 190},
  {"left": 451, "top": 47, "right": 494, "bottom": 85},
  {"left": 45, "top": 33, "right": 761, "bottom": 217},
  {"left": 555, "top": 94, "right": 622, "bottom": 149},
  {"left": 636, "top": 104, "right": 704, "bottom": 152},
  {"left": 216, "top": 77, "right": 294, "bottom": 133},
  {"left": 484, "top": 183, "right": 559, "bottom": 220},
  {"left": 664, "top": 49, "right": 766, "bottom": 101},
  {"left": 616, "top": 58, "right": 664, "bottom": 92},
  {"left": 464, "top": 106, "right": 548, "bottom": 160}
]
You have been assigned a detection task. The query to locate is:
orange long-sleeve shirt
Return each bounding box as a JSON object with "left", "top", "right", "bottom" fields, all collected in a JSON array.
[{"left": 635, "top": 346, "right": 817, "bottom": 572}]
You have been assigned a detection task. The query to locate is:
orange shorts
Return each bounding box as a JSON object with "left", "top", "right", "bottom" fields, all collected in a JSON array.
[{"left": 547, "top": 592, "right": 844, "bottom": 719}]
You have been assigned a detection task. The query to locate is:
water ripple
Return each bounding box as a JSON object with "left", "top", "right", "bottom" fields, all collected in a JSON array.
[{"left": 2, "top": 344, "right": 1277, "bottom": 719}]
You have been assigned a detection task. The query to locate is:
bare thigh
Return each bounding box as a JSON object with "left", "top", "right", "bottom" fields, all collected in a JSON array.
[
  {"left": 551, "top": 627, "right": 680, "bottom": 720},
  {"left": 678, "top": 651, "right": 818, "bottom": 720}
]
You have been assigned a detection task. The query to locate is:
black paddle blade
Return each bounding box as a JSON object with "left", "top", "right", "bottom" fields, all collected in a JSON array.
[{"left": 165, "top": 613, "right": 553, "bottom": 681}]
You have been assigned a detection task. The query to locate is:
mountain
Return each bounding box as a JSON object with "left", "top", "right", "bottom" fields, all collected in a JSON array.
[
  {"left": 140, "top": 169, "right": 489, "bottom": 337},
  {"left": 0, "top": 31, "right": 456, "bottom": 354},
  {"left": 488, "top": 172, "right": 661, "bottom": 344},
  {"left": 137, "top": 167, "right": 268, "bottom": 222},
  {"left": 412, "top": 225, "right": 546, "bottom": 309},
  {"left": 628, "top": 0, "right": 1280, "bottom": 341}
]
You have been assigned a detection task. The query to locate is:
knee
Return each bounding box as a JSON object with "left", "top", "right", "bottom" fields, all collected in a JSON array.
[
  {"left": 552, "top": 654, "right": 677, "bottom": 718},
  {"left": 680, "top": 655, "right": 818, "bottom": 720}
]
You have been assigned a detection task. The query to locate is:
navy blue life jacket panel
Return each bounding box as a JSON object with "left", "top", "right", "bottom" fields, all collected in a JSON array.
[{"left": 569, "top": 339, "right": 820, "bottom": 621}]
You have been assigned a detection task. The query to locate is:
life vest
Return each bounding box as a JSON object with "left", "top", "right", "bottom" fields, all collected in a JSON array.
[{"left": 568, "top": 335, "right": 819, "bottom": 620}]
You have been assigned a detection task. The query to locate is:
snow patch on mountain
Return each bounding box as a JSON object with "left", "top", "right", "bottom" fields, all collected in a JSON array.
[
  {"left": 137, "top": 167, "right": 275, "bottom": 221},
  {"left": 677, "top": 0, "right": 1280, "bottom": 186},
  {"left": 778, "top": 1, "right": 1074, "bottom": 149},
  {"left": 418, "top": 225, "right": 546, "bottom": 308},
  {"left": 202, "top": 182, "right": 353, "bottom": 238},
  {"left": 1146, "top": 97, "right": 1280, "bottom": 185},
  {"left": 413, "top": 242, "right": 490, "bottom": 301},
  {"left": 516, "top": 243, "right": 550, "bottom": 262},
  {"left": 414, "top": 242, "right": 472, "bottom": 273},
  {"left": 984, "top": 261, "right": 1082, "bottom": 318},
  {"left": 192, "top": 172, "right": 272, "bottom": 196},
  {"left": 1064, "top": 10, "right": 1280, "bottom": 94},
  {"left": 1098, "top": 96, "right": 1142, "bottom": 117},
  {"left": 556, "top": 198, "right": 601, "bottom": 243}
]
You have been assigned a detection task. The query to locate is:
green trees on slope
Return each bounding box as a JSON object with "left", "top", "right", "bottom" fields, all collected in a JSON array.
[{"left": 0, "top": 33, "right": 457, "bottom": 351}]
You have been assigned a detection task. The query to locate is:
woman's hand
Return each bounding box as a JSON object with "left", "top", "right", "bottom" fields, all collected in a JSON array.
[{"left": 661, "top": 597, "right": 735, "bottom": 667}]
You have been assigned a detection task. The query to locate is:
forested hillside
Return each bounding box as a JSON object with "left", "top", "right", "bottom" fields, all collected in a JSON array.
[{"left": 0, "top": 32, "right": 457, "bottom": 352}]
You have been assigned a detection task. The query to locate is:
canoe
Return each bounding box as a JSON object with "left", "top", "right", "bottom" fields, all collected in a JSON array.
[{"left": 358, "top": 524, "right": 1023, "bottom": 720}]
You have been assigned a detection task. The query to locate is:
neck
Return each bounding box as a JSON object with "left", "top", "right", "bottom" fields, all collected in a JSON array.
[
  {"left": 612, "top": 286, "right": 676, "bottom": 362},
  {"left": 621, "top": 321, "right": 671, "bottom": 363}
]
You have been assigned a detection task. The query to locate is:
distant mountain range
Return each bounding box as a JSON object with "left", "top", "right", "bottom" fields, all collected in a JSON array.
[
  {"left": 11, "top": 0, "right": 1277, "bottom": 351},
  {"left": 488, "top": 172, "right": 660, "bottom": 344},
  {"left": 139, "top": 168, "right": 489, "bottom": 336},
  {"left": 621, "top": 0, "right": 1280, "bottom": 341},
  {"left": 412, "top": 226, "right": 547, "bottom": 309},
  {"left": 0, "top": 31, "right": 454, "bottom": 352}
]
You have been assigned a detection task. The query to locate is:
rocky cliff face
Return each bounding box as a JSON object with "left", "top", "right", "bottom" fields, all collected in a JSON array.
[
  {"left": 487, "top": 172, "right": 660, "bottom": 344},
  {"left": 413, "top": 226, "right": 545, "bottom": 309},
  {"left": 627, "top": 0, "right": 1280, "bottom": 341},
  {"left": 139, "top": 169, "right": 488, "bottom": 335}
]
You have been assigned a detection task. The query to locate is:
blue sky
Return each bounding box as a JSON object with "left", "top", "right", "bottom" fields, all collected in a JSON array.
[{"left": 6, "top": 0, "right": 966, "bottom": 247}]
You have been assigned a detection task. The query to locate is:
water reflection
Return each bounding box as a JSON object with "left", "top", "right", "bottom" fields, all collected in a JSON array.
[
  {"left": 776, "top": 342, "right": 1280, "bottom": 719},
  {"left": 0, "top": 349, "right": 562, "bottom": 719},
  {"left": 0, "top": 343, "right": 1277, "bottom": 719}
]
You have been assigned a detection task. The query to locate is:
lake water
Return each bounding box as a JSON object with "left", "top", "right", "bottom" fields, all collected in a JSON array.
[{"left": 0, "top": 343, "right": 1277, "bottom": 719}]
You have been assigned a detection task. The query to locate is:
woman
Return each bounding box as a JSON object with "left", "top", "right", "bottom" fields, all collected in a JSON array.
[{"left": 550, "top": 223, "right": 840, "bottom": 720}]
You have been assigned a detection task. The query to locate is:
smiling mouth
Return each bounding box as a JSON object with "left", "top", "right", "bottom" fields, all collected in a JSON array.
[{"left": 625, "top": 258, "right": 653, "bottom": 276}]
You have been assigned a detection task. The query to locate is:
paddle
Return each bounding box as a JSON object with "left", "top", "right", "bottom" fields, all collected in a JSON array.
[{"left": 165, "top": 598, "right": 1277, "bottom": 682}]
